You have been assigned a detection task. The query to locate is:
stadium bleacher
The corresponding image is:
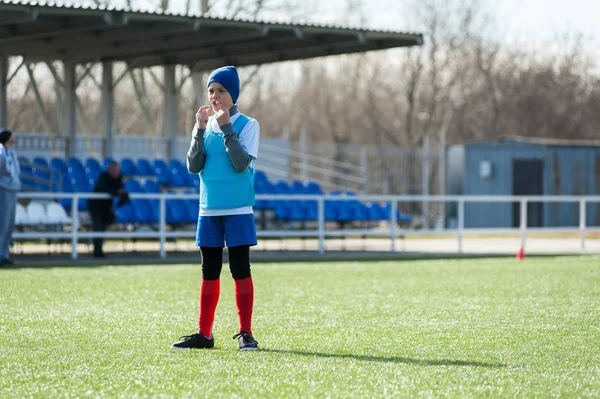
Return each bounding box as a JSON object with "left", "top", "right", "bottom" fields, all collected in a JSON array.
[{"left": 16, "top": 155, "right": 413, "bottom": 226}]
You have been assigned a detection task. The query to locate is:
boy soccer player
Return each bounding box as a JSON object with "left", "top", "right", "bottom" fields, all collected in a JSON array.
[{"left": 172, "top": 66, "right": 260, "bottom": 351}]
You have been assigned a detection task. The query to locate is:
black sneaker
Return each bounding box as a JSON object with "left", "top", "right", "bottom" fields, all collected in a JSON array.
[
  {"left": 172, "top": 333, "right": 214, "bottom": 349},
  {"left": 1, "top": 258, "right": 14, "bottom": 266},
  {"left": 233, "top": 331, "right": 259, "bottom": 351}
]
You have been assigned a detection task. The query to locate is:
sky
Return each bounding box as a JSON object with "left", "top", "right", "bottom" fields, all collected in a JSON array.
[
  {"left": 189, "top": 0, "right": 600, "bottom": 58},
  {"left": 99, "top": 0, "right": 600, "bottom": 59},
  {"left": 493, "top": 0, "right": 599, "bottom": 41},
  {"left": 305, "top": 0, "right": 600, "bottom": 60},
  {"left": 335, "top": 0, "right": 599, "bottom": 47},
  {"left": 145, "top": 0, "right": 600, "bottom": 42}
]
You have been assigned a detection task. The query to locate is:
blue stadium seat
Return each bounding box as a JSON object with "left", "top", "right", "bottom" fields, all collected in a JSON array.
[
  {"left": 274, "top": 180, "right": 292, "bottom": 194},
  {"left": 147, "top": 199, "right": 160, "bottom": 223},
  {"left": 382, "top": 203, "right": 413, "bottom": 223},
  {"left": 168, "top": 168, "right": 187, "bottom": 187},
  {"left": 121, "top": 180, "right": 158, "bottom": 223},
  {"left": 120, "top": 158, "right": 137, "bottom": 177},
  {"left": 334, "top": 192, "right": 365, "bottom": 223},
  {"left": 168, "top": 159, "right": 195, "bottom": 188},
  {"left": 268, "top": 181, "right": 293, "bottom": 216},
  {"left": 366, "top": 202, "right": 385, "bottom": 221},
  {"left": 132, "top": 199, "right": 157, "bottom": 223},
  {"left": 70, "top": 175, "right": 92, "bottom": 211},
  {"left": 31, "top": 157, "right": 51, "bottom": 191},
  {"left": 152, "top": 159, "right": 168, "bottom": 173},
  {"left": 18, "top": 155, "right": 30, "bottom": 166},
  {"left": 184, "top": 199, "right": 199, "bottom": 223},
  {"left": 51, "top": 168, "right": 65, "bottom": 190},
  {"left": 86, "top": 176, "right": 98, "bottom": 192},
  {"left": 141, "top": 177, "right": 162, "bottom": 222},
  {"left": 288, "top": 201, "right": 309, "bottom": 221},
  {"left": 166, "top": 198, "right": 189, "bottom": 224},
  {"left": 274, "top": 202, "right": 291, "bottom": 220},
  {"left": 103, "top": 157, "right": 115, "bottom": 169},
  {"left": 254, "top": 170, "right": 268, "bottom": 184},
  {"left": 115, "top": 203, "right": 135, "bottom": 223},
  {"left": 53, "top": 176, "right": 74, "bottom": 209},
  {"left": 305, "top": 181, "right": 323, "bottom": 194},
  {"left": 189, "top": 173, "right": 200, "bottom": 190},
  {"left": 168, "top": 159, "right": 186, "bottom": 171},
  {"left": 142, "top": 179, "right": 161, "bottom": 193},
  {"left": 66, "top": 157, "right": 85, "bottom": 182},
  {"left": 152, "top": 159, "right": 170, "bottom": 185},
  {"left": 324, "top": 192, "right": 345, "bottom": 221},
  {"left": 136, "top": 158, "right": 155, "bottom": 177},
  {"left": 17, "top": 157, "right": 34, "bottom": 191},
  {"left": 290, "top": 180, "right": 305, "bottom": 194},
  {"left": 85, "top": 158, "right": 102, "bottom": 180},
  {"left": 253, "top": 181, "right": 269, "bottom": 210},
  {"left": 263, "top": 180, "right": 276, "bottom": 193},
  {"left": 337, "top": 202, "right": 354, "bottom": 222},
  {"left": 32, "top": 156, "right": 48, "bottom": 169},
  {"left": 356, "top": 202, "right": 369, "bottom": 221},
  {"left": 124, "top": 179, "right": 143, "bottom": 193},
  {"left": 154, "top": 169, "right": 170, "bottom": 185},
  {"left": 50, "top": 157, "right": 68, "bottom": 175},
  {"left": 302, "top": 201, "right": 318, "bottom": 221}
]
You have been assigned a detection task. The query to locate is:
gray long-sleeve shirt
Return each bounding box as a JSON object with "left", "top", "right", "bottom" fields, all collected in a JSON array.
[
  {"left": 186, "top": 105, "right": 253, "bottom": 174},
  {"left": 0, "top": 145, "right": 21, "bottom": 192}
]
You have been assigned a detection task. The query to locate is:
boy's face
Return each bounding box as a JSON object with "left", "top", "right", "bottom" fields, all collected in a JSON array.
[{"left": 207, "top": 82, "right": 234, "bottom": 111}]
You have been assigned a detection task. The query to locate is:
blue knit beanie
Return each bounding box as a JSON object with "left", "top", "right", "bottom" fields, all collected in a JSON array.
[{"left": 207, "top": 66, "right": 240, "bottom": 104}]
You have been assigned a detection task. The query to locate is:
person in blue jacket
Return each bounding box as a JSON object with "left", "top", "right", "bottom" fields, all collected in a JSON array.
[
  {"left": 172, "top": 66, "right": 260, "bottom": 351},
  {"left": 0, "top": 128, "right": 21, "bottom": 266}
]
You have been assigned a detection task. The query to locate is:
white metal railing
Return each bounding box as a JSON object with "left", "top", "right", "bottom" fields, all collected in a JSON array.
[{"left": 13, "top": 192, "right": 600, "bottom": 259}]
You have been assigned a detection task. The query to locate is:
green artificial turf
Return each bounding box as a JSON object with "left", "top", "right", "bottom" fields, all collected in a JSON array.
[{"left": 1, "top": 257, "right": 599, "bottom": 398}]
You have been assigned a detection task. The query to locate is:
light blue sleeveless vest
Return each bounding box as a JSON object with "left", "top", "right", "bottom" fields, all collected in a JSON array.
[{"left": 199, "top": 114, "right": 255, "bottom": 209}]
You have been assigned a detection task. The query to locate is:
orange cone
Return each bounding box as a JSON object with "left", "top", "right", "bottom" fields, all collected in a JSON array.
[{"left": 516, "top": 246, "right": 525, "bottom": 260}]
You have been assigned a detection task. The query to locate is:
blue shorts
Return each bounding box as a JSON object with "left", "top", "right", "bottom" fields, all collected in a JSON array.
[{"left": 195, "top": 214, "right": 257, "bottom": 248}]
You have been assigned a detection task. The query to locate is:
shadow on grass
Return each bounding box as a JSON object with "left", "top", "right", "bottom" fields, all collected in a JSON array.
[{"left": 261, "top": 348, "right": 506, "bottom": 368}]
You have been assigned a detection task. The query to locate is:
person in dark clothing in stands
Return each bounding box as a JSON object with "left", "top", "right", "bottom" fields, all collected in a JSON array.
[{"left": 88, "top": 161, "right": 128, "bottom": 258}]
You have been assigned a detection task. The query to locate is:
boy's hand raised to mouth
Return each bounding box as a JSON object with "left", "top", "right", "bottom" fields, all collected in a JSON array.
[
  {"left": 213, "top": 100, "right": 231, "bottom": 126},
  {"left": 195, "top": 105, "right": 211, "bottom": 130}
]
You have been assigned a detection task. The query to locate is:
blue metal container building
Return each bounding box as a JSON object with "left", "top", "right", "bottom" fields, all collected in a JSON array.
[{"left": 446, "top": 137, "right": 600, "bottom": 228}]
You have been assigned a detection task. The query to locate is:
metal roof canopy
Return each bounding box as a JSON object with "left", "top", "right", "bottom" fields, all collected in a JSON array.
[
  {"left": 0, "top": 0, "right": 424, "bottom": 158},
  {"left": 0, "top": 1, "right": 423, "bottom": 68}
]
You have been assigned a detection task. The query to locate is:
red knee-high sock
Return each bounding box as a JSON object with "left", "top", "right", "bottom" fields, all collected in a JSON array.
[
  {"left": 198, "top": 279, "right": 220, "bottom": 338},
  {"left": 234, "top": 277, "right": 254, "bottom": 334}
]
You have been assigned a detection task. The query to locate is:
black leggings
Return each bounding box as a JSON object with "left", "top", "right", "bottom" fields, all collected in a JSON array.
[{"left": 200, "top": 246, "right": 251, "bottom": 280}]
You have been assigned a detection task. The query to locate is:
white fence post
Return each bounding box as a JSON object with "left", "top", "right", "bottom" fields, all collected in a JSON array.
[
  {"left": 579, "top": 198, "right": 586, "bottom": 251},
  {"left": 439, "top": 135, "right": 446, "bottom": 229},
  {"left": 71, "top": 194, "right": 79, "bottom": 260},
  {"left": 390, "top": 200, "right": 397, "bottom": 252},
  {"left": 422, "top": 135, "right": 430, "bottom": 227},
  {"left": 457, "top": 198, "right": 464, "bottom": 254},
  {"left": 159, "top": 195, "right": 166, "bottom": 259},
  {"left": 317, "top": 196, "right": 325, "bottom": 255},
  {"left": 520, "top": 199, "right": 527, "bottom": 251}
]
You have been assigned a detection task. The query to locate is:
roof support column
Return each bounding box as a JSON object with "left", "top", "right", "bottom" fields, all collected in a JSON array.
[
  {"left": 0, "top": 56, "right": 7, "bottom": 128},
  {"left": 164, "top": 65, "right": 178, "bottom": 160},
  {"left": 64, "top": 60, "right": 77, "bottom": 158},
  {"left": 192, "top": 71, "right": 205, "bottom": 111},
  {"left": 102, "top": 61, "right": 114, "bottom": 158}
]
